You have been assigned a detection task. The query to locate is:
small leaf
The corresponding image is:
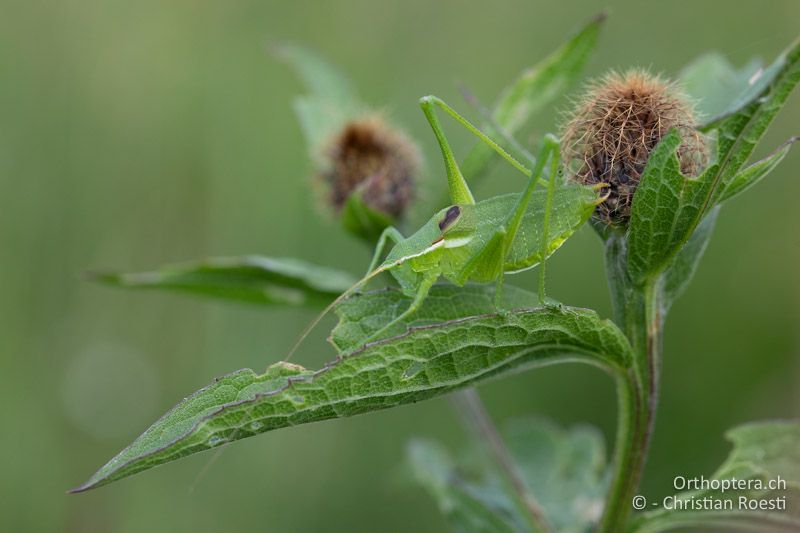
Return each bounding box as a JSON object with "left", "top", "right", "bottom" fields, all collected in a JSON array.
[
  {"left": 460, "top": 13, "right": 605, "bottom": 179},
  {"left": 272, "top": 43, "right": 355, "bottom": 105},
  {"left": 409, "top": 418, "right": 608, "bottom": 532},
  {"left": 662, "top": 206, "right": 719, "bottom": 309},
  {"left": 72, "top": 285, "right": 633, "bottom": 492},
  {"left": 407, "top": 439, "right": 520, "bottom": 533},
  {"left": 339, "top": 187, "right": 395, "bottom": 243},
  {"left": 90, "top": 256, "right": 356, "bottom": 307},
  {"left": 630, "top": 420, "right": 800, "bottom": 532},
  {"left": 273, "top": 43, "right": 364, "bottom": 160},
  {"left": 626, "top": 129, "right": 691, "bottom": 282},
  {"left": 720, "top": 421, "right": 800, "bottom": 486},
  {"left": 717, "top": 137, "right": 798, "bottom": 204},
  {"left": 707, "top": 38, "right": 800, "bottom": 204},
  {"left": 679, "top": 53, "right": 763, "bottom": 121},
  {"left": 627, "top": 38, "right": 800, "bottom": 284}
]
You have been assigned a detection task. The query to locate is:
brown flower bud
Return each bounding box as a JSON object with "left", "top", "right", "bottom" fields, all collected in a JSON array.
[
  {"left": 322, "top": 117, "right": 420, "bottom": 220},
  {"left": 561, "top": 70, "right": 708, "bottom": 227}
]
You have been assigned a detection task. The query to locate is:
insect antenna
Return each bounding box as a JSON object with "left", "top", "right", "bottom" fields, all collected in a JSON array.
[
  {"left": 189, "top": 268, "right": 382, "bottom": 489},
  {"left": 282, "top": 265, "right": 388, "bottom": 362},
  {"left": 188, "top": 261, "right": 394, "bottom": 491}
]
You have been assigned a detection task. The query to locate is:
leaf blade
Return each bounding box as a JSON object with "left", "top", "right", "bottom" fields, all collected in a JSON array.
[
  {"left": 717, "top": 137, "right": 798, "bottom": 204},
  {"left": 408, "top": 418, "right": 608, "bottom": 532},
  {"left": 627, "top": 38, "right": 800, "bottom": 283},
  {"left": 274, "top": 43, "right": 364, "bottom": 159},
  {"left": 630, "top": 420, "right": 800, "bottom": 533},
  {"left": 679, "top": 52, "right": 763, "bottom": 121},
  {"left": 662, "top": 206, "right": 719, "bottom": 309},
  {"left": 90, "top": 256, "right": 356, "bottom": 307},
  {"left": 72, "top": 285, "right": 632, "bottom": 492},
  {"left": 407, "top": 439, "right": 521, "bottom": 533}
]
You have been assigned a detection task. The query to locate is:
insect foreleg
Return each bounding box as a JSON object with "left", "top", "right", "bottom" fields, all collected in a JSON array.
[
  {"left": 283, "top": 265, "right": 388, "bottom": 362},
  {"left": 419, "top": 96, "right": 475, "bottom": 206},
  {"left": 362, "top": 270, "right": 438, "bottom": 345},
  {"left": 366, "top": 226, "right": 405, "bottom": 275}
]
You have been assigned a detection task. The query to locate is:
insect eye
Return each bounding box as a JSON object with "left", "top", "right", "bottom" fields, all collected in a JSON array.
[{"left": 438, "top": 205, "right": 461, "bottom": 231}]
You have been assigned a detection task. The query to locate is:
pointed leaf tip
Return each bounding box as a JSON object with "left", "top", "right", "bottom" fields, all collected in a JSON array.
[{"left": 72, "top": 285, "right": 633, "bottom": 491}]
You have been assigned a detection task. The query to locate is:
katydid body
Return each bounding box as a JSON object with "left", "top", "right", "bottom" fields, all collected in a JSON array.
[
  {"left": 284, "top": 96, "right": 600, "bottom": 360},
  {"left": 376, "top": 186, "right": 597, "bottom": 299}
]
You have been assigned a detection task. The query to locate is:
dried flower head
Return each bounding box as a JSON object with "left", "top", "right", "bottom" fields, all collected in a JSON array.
[
  {"left": 322, "top": 117, "right": 419, "bottom": 219},
  {"left": 562, "top": 70, "right": 708, "bottom": 226}
]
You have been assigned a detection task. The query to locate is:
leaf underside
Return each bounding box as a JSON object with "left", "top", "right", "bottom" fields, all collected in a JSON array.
[
  {"left": 73, "top": 284, "right": 632, "bottom": 492},
  {"left": 679, "top": 52, "right": 763, "bottom": 122},
  {"left": 409, "top": 417, "right": 608, "bottom": 533},
  {"left": 630, "top": 421, "right": 800, "bottom": 532},
  {"left": 90, "top": 256, "right": 356, "bottom": 307}
]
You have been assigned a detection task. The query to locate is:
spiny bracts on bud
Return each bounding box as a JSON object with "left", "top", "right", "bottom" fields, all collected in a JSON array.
[
  {"left": 321, "top": 117, "right": 420, "bottom": 219},
  {"left": 561, "top": 70, "right": 708, "bottom": 227}
]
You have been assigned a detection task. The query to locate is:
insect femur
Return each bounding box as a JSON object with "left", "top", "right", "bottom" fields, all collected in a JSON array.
[{"left": 561, "top": 70, "right": 708, "bottom": 226}]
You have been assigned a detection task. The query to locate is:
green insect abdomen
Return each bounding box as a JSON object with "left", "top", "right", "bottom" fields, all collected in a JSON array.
[{"left": 504, "top": 185, "right": 597, "bottom": 272}]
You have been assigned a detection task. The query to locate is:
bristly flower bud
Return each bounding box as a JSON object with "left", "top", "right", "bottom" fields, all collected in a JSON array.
[
  {"left": 561, "top": 70, "right": 708, "bottom": 227},
  {"left": 322, "top": 117, "right": 420, "bottom": 220}
]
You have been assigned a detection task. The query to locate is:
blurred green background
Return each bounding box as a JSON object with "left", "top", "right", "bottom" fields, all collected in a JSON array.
[{"left": 1, "top": 1, "right": 798, "bottom": 531}]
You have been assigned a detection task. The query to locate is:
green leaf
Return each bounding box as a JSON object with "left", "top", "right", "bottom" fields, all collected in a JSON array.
[
  {"left": 460, "top": 13, "right": 605, "bottom": 179},
  {"left": 273, "top": 43, "right": 355, "bottom": 105},
  {"left": 718, "top": 136, "right": 798, "bottom": 204},
  {"left": 625, "top": 129, "right": 690, "bottom": 282},
  {"left": 409, "top": 418, "right": 608, "bottom": 533},
  {"left": 407, "top": 439, "right": 520, "bottom": 533},
  {"left": 701, "top": 37, "right": 800, "bottom": 204},
  {"left": 679, "top": 53, "right": 763, "bottom": 121},
  {"left": 630, "top": 420, "right": 800, "bottom": 532},
  {"left": 662, "top": 206, "right": 718, "bottom": 309},
  {"left": 627, "top": 38, "right": 800, "bottom": 284},
  {"left": 340, "top": 186, "right": 395, "bottom": 243},
  {"left": 72, "top": 284, "right": 633, "bottom": 492},
  {"left": 90, "top": 256, "right": 356, "bottom": 307},
  {"left": 273, "top": 43, "right": 364, "bottom": 160},
  {"left": 331, "top": 284, "right": 538, "bottom": 353}
]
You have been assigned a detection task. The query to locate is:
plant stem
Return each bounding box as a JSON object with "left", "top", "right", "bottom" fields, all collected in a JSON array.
[
  {"left": 452, "top": 388, "right": 554, "bottom": 533},
  {"left": 598, "top": 233, "right": 664, "bottom": 531}
]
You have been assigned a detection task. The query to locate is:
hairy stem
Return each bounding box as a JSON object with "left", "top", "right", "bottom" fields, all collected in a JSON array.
[
  {"left": 451, "top": 388, "right": 554, "bottom": 533},
  {"left": 598, "top": 233, "right": 664, "bottom": 531}
]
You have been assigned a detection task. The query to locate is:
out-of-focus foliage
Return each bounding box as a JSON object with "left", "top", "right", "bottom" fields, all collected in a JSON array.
[
  {"left": 630, "top": 421, "right": 800, "bottom": 532},
  {"left": 409, "top": 418, "right": 608, "bottom": 532},
  {"left": 92, "top": 256, "right": 356, "bottom": 306},
  {"left": 1, "top": 1, "right": 798, "bottom": 532}
]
